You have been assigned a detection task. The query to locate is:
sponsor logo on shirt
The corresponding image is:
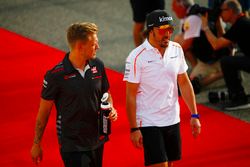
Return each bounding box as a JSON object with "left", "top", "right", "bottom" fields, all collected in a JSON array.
[
  {"left": 170, "top": 56, "right": 177, "bottom": 59},
  {"left": 183, "top": 20, "right": 190, "bottom": 31},
  {"left": 92, "top": 76, "right": 102, "bottom": 80},
  {"left": 91, "top": 66, "right": 101, "bottom": 79},
  {"left": 148, "top": 60, "right": 156, "bottom": 63},
  {"left": 91, "top": 66, "right": 98, "bottom": 74},
  {"left": 43, "top": 79, "right": 48, "bottom": 88},
  {"left": 124, "top": 68, "right": 130, "bottom": 79},
  {"left": 64, "top": 73, "right": 77, "bottom": 80}
]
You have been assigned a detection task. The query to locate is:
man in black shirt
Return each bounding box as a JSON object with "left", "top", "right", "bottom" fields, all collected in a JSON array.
[
  {"left": 31, "top": 22, "right": 118, "bottom": 167},
  {"left": 201, "top": 0, "right": 250, "bottom": 110}
]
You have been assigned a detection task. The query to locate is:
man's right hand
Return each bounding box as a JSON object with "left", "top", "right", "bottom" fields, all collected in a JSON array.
[
  {"left": 31, "top": 143, "right": 43, "bottom": 165},
  {"left": 130, "top": 130, "right": 143, "bottom": 149}
]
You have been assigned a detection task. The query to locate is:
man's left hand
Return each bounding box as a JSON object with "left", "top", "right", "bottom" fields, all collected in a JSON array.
[{"left": 190, "top": 118, "right": 201, "bottom": 138}]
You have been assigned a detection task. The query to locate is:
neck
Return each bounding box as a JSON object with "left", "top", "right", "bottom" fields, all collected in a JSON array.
[
  {"left": 69, "top": 51, "right": 87, "bottom": 69},
  {"left": 148, "top": 38, "right": 166, "bottom": 57},
  {"left": 159, "top": 48, "right": 166, "bottom": 56}
]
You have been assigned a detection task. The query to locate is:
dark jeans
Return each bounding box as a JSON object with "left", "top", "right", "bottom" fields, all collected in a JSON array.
[
  {"left": 61, "top": 145, "right": 104, "bottom": 167},
  {"left": 220, "top": 55, "right": 250, "bottom": 96}
]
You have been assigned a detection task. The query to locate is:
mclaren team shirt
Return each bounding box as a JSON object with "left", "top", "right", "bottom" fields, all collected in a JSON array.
[
  {"left": 124, "top": 39, "right": 188, "bottom": 127},
  {"left": 41, "top": 53, "right": 109, "bottom": 152}
]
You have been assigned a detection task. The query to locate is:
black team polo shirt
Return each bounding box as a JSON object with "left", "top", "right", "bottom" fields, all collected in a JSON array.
[{"left": 41, "top": 53, "right": 110, "bottom": 152}]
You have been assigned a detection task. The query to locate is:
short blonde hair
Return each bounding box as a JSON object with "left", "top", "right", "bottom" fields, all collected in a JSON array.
[{"left": 67, "top": 22, "right": 98, "bottom": 48}]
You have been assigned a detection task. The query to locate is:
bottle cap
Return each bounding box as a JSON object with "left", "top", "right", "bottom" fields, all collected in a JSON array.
[
  {"left": 101, "top": 92, "right": 109, "bottom": 102},
  {"left": 101, "top": 102, "right": 111, "bottom": 110}
]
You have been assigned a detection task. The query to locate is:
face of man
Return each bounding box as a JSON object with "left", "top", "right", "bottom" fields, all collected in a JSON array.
[
  {"left": 220, "top": 3, "right": 232, "bottom": 23},
  {"left": 81, "top": 33, "right": 100, "bottom": 60},
  {"left": 151, "top": 25, "right": 174, "bottom": 48}
]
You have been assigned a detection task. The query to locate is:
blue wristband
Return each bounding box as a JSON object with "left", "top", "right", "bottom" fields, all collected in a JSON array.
[{"left": 191, "top": 114, "right": 200, "bottom": 119}]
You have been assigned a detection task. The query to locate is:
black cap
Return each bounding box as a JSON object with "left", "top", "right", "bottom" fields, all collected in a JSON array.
[{"left": 146, "top": 10, "right": 174, "bottom": 29}]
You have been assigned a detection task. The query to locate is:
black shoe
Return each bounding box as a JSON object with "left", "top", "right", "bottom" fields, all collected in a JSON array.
[
  {"left": 224, "top": 94, "right": 250, "bottom": 111},
  {"left": 224, "top": 101, "right": 250, "bottom": 111}
]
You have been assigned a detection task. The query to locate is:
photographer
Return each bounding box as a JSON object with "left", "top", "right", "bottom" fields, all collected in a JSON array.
[
  {"left": 172, "top": 0, "right": 231, "bottom": 94},
  {"left": 201, "top": 0, "right": 250, "bottom": 110}
]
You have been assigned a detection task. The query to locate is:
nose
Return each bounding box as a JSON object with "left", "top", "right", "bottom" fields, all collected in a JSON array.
[{"left": 96, "top": 43, "right": 100, "bottom": 50}]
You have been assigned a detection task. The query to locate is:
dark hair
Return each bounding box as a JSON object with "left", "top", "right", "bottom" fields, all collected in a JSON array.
[{"left": 143, "top": 27, "right": 153, "bottom": 38}]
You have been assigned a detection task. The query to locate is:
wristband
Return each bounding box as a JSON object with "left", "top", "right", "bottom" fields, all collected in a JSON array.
[
  {"left": 130, "top": 127, "right": 140, "bottom": 133},
  {"left": 191, "top": 113, "right": 200, "bottom": 119}
]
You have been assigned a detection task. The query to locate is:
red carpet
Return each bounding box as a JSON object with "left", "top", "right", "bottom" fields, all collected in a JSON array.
[{"left": 0, "top": 28, "right": 250, "bottom": 167}]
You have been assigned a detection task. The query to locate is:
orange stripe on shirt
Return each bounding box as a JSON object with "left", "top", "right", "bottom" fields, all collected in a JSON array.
[{"left": 134, "top": 48, "right": 146, "bottom": 78}]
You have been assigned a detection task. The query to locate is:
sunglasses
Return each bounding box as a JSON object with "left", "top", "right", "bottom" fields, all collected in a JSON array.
[{"left": 156, "top": 25, "right": 174, "bottom": 35}]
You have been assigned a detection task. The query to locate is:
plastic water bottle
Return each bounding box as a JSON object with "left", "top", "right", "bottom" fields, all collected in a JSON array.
[{"left": 100, "top": 92, "right": 111, "bottom": 135}]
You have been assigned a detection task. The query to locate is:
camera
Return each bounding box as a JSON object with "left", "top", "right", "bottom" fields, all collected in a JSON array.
[
  {"left": 196, "top": 6, "right": 212, "bottom": 15},
  {"left": 208, "top": 91, "right": 228, "bottom": 104},
  {"left": 189, "top": 4, "right": 212, "bottom": 15},
  {"left": 189, "top": 4, "right": 221, "bottom": 22}
]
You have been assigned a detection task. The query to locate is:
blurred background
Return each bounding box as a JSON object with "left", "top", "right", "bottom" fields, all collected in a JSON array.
[{"left": 0, "top": 0, "right": 249, "bottom": 121}]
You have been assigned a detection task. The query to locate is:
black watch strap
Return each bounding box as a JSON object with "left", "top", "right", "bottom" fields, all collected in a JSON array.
[{"left": 130, "top": 127, "right": 140, "bottom": 133}]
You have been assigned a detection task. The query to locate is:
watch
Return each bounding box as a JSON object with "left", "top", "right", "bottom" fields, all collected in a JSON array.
[{"left": 130, "top": 127, "right": 140, "bottom": 133}]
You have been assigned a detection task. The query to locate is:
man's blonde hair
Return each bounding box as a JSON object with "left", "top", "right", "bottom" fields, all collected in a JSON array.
[{"left": 67, "top": 22, "right": 98, "bottom": 48}]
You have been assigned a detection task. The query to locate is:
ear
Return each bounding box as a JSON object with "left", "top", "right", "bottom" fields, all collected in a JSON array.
[{"left": 75, "top": 40, "right": 85, "bottom": 50}]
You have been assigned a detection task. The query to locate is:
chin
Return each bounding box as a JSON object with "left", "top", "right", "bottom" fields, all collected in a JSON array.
[
  {"left": 91, "top": 55, "right": 96, "bottom": 60},
  {"left": 161, "top": 41, "right": 169, "bottom": 48}
]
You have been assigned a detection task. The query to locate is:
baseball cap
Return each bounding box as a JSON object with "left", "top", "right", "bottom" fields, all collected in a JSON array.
[{"left": 146, "top": 10, "right": 174, "bottom": 29}]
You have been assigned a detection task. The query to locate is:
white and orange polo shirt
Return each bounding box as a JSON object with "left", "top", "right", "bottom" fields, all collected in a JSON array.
[{"left": 123, "top": 39, "right": 188, "bottom": 127}]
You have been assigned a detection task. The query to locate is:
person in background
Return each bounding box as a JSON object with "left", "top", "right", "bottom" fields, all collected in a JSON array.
[
  {"left": 201, "top": 0, "right": 250, "bottom": 110},
  {"left": 30, "top": 22, "right": 117, "bottom": 167},
  {"left": 208, "top": 0, "right": 250, "bottom": 17},
  {"left": 124, "top": 10, "right": 201, "bottom": 167},
  {"left": 130, "top": 0, "right": 165, "bottom": 47},
  {"left": 238, "top": 0, "right": 250, "bottom": 17},
  {"left": 172, "top": 0, "right": 231, "bottom": 94}
]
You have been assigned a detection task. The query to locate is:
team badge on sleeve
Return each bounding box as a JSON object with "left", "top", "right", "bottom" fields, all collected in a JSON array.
[
  {"left": 43, "top": 79, "right": 48, "bottom": 88},
  {"left": 183, "top": 20, "right": 190, "bottom": 31},
  {"left": 124, "top": 61, "right": 131, "bottom": 80}
]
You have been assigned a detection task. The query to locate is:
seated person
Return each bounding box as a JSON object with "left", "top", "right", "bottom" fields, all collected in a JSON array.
[
  {"left": 172, "top": 0, "right": 231, "bottom": 94},
  {"left": 201, "top": 0, "right": 250, "bottom": 110}
]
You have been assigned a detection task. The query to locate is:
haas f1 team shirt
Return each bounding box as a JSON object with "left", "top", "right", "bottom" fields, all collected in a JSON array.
[{"left": 41, "top": 53, "right": 110, "bottom": 152}]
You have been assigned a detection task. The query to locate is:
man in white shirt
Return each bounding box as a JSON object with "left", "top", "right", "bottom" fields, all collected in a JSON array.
[{"left": 124, "top": 10, "right": 201, "bottom": 167}]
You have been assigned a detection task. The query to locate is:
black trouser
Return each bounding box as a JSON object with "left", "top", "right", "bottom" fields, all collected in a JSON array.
[
  {"left": 61, "top": 145, "right": 104, "bottom": 167},
  {"left": 220, "top": 55, "right": 250, "bottom": 96}
]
